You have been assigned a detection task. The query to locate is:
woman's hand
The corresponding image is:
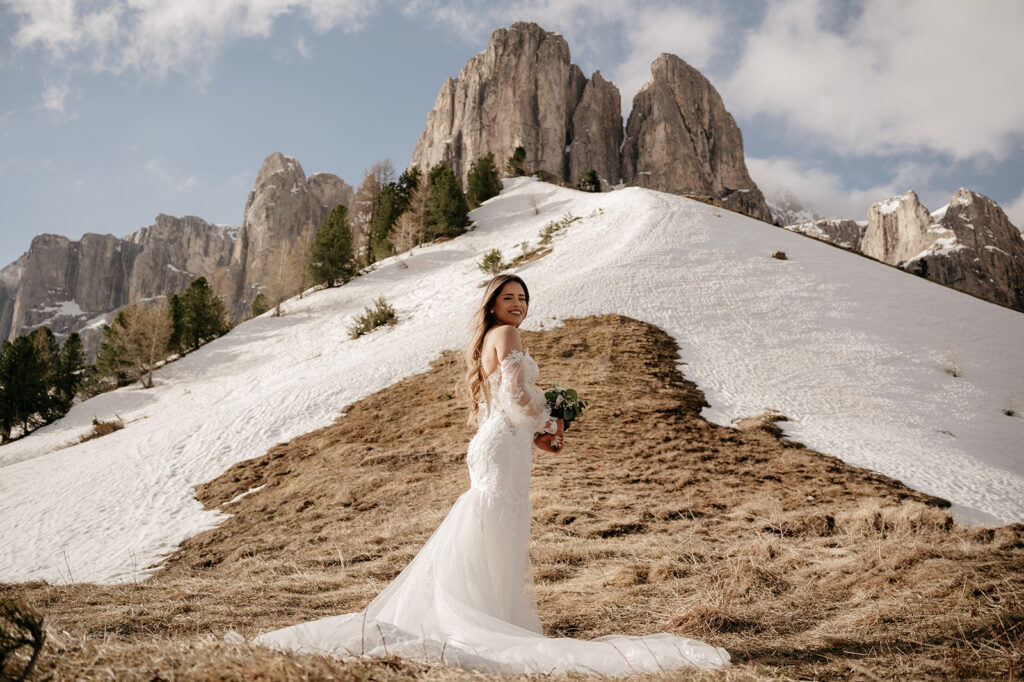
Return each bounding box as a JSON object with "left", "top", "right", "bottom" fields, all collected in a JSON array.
[{"left": 534, "top": 418, "right": 564, "bottom": 453}]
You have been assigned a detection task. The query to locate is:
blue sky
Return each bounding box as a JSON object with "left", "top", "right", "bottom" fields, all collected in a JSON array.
[{"left": 2, "top": 0, "right": 1023, "bottom": 268}]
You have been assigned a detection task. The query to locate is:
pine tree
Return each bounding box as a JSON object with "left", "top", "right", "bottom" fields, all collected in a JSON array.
[
  {"left": 29, "top": 328, "right": 61, "bottom": 422},
  {"left": 0, "top": 340, "right": 14, "bottom": 441},
  {"left": 506, "top": 146, "right": 527, "bottom": 177},
  {"left": 100, "top": 303, "right": 172, "bottom": 388},
  {"left": 250, "top": 293, "right": 269, "bottom": 318},
  {"left": 426, "top": 162, "right": 469, "bottom": 240},
  {"left": 577, "top": 167, "right": 601, "bottom": 193},
  {"left": 368, "top": 166, "right": 422, "bottom": 262},
  {"left": 95, "top": 310, "right": 134, "bottom": 387},
  {"left": 169, "top": 277, "right": 229, "bottom": 352},
  {"left": 466, "top": 153, "right": 501, "bottom": 208},
  {"left": 307, "top": 204, "right": 357, "bottom": 288},
  {"left": 54, "top": 332, "right": 84, "bottom": 413},
  {"left": 0, "top": 331, "right": 55, "bottom": 438}
]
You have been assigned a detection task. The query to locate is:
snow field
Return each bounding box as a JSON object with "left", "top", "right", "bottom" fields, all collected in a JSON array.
[{"left": 1, "top": 177, "right": 1022, "bottom": 584}]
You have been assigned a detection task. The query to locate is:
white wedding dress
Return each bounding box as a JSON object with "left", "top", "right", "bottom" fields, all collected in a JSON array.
[{"left": 252, "top": 348, "right": 730, "bottom": 674}]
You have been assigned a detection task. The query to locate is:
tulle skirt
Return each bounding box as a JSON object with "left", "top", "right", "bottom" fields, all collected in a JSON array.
[{"left": 252, "top": 484, "right": 730, "bottom": 674}]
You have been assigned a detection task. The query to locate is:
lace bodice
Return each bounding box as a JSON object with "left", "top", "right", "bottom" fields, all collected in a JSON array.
[{"left": 477, "top": 348, "right": 558, "bottom": 436}]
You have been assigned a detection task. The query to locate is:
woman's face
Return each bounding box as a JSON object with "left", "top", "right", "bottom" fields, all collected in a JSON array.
[{"left": 492, "top": 281, "right": 528, "bottom": 328}]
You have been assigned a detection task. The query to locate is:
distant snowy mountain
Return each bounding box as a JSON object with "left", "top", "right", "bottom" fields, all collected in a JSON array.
[
  {"left": 2, "top": 177, "right": 1022, "bottom": 585},
  {"left": 766, "top": 190, "right": 822, "bottom": 227},
  {"left": 782, "top": 189, "right": 1024, "bottom": 312}
]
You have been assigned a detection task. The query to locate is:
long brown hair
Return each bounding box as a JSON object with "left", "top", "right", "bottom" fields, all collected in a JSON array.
[{"left": 463, "top": 274, "right": 531, "bottom": 425}]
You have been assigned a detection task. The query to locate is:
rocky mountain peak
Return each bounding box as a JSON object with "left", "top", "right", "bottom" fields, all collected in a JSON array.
[
  {"left": 861, "top": 190, "right": 939, "bottom": 265},
  {"left": 411, "top": 26, "right": 770, "bottom": 220},
  {"left": 410, "top": 22, "right": 592, "bottom": 185},
  {"left": 622, "top": 53, "right": 772, "bottom": 221}
]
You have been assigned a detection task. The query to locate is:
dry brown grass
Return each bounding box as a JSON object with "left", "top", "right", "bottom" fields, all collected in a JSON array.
[
  {"left": 4, "top": 314, "right": 1023, "bottom": 680},
  {"left": 66, "top": 416, "right": 125, "bottom": 447}
]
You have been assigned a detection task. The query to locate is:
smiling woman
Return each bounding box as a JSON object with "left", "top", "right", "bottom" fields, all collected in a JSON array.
[{"left": 250, "top": 275, "right": 731, "bottom": 674}]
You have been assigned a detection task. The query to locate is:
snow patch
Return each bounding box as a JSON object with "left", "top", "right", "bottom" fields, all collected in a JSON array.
[
  {"left": 876, "top": 196, "right": 904, "bottom": 214},
  {"left": 2, "top": 176, "right": 1023, "bottom": 585}
]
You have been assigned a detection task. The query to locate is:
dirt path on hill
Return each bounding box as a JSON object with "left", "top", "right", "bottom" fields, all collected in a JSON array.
[{"left": 4, "top": 315, "right": 1022, "bottom": 680}]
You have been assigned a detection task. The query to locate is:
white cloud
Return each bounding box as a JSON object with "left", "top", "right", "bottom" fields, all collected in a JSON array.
[
  {"left": 725, "top": 0, "right": 1024, "bottom": 160},
  {"left": 608, "top": 5, "right": 721, "bottom": 106},
  {"left": 295, "top": 36, "right": 312, "bottom": 59},
  {"left": 748, "top": 155, "right": 952, "bottom": 221},
  {"left": 39, "top": 83, "right": 69, "bottom": 113},
  {"left": 1005, "top": 189, "right": 1024, "bottom": 231},
  {"left": 5, "top": 0, "right": 378, "bottom": 81}
]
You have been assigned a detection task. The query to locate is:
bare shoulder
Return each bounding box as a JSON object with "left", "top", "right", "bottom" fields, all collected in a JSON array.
[{"left": 483, "top": 324, "right": 523, "bottom": 358}]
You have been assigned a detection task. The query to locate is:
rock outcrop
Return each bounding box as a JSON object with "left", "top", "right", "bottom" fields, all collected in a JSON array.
[
  {"left": 784, "top": 187, "right": 1024, "bottom": 313},
  {"left": 787, "top": 219, "right": 867, "bottom": 251},
  {"left": 0, "top": 152, "right": 352, "bottom": 358},
  {"left": 900, "top": 189, "right": 1024, "bottom": 311},
  {"left": 411, "top": 24, "right": 770, "bottom": 219},
  {"left": 622, "top": 54, "right": 772, "bottom": 221},
  {"left": 568, "top": 71, "right": 622, "bottom": 189},
  {"left": 410, "top": 23, "right": 611, "bottom": 186},
  {"left": 228, "top": 153, "right": 348, "bottom": 316},
  {"left": 861, "top": 191, "right": 943, "bottom": 265},
  {"left": 0, "top": 219, "right": 232, "bottom": 358}
]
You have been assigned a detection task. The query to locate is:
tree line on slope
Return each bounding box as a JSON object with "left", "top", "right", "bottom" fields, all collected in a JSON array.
[
  {"left": 0, "top": 147, "right": 604, "bottom": 443},
  {"left": 0, "top": 277, "right": 229, "bottom": 442},
  {"left": 300, "top": 148, "right": 601, "bottom": 295}
]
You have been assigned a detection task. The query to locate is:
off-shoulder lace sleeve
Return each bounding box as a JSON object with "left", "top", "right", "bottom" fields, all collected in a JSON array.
[{"left": 495, "top": 349, "right": 559, "bottom": 435}]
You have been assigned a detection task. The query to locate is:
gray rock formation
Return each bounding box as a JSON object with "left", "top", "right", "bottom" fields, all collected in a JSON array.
[
  {"left": 0, "top": 218, "right": 232, "bottom": 359},
  {"left": 622, "top": 54, "right": 772, "bottom": 221},
  {"left": 0, "top": 152, "right": 352, "bottom": 358},
  {"left": 568, "top": 71, "right": 622, "bottom": 189},
  {"left": 411, "top": 25, "right": 771, "bottom": 215},
  {"left": 228, "top": 153, "right": 349, "bottom": 316},
  {"left": 786, "top": 219, "right": 867, "bottom": 251},
  {"left": 861, "top": 190, "right": 943, "bottom": 265},
  {"left": 788, "top": 187, "right": 1024, "bottom": 313},
  {"left": 900, "top": 189, "right": 1024, "bottom": 311},
  {"left": 410, "top": 22, "right": 620, "bottom": 187}
]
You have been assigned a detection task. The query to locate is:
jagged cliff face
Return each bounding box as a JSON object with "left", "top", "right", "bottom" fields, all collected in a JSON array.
[
  {"left": 229, "top": 153, "right": 347, "bottom": 316},
  {"left": 899, "top": 189, "right": 1024, "bottom": 311},
  {"left": 785, "top": 187, "right": 1024, "bottom": 313},
  {"left": 0, "top": 152, "right": 352, "bottom": 357},
  {"left": 568, "top": 71, "right": 622, "bottom": 189},
  {"left": 410, "top": 23, "right": 615, "bottom": 186},
  {"left": 622, "top": 54, "right": 772, "bottom": 221},
  {"left": 411, "top": 24, "right": 769, "bottom": 219},
  {"left": 861, "top": 190, "right": 943, "bottom": 265}
]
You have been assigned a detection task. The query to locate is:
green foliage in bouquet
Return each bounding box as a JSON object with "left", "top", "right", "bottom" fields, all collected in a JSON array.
[{"left": 544, "top": 383, "right": 590, "bottom": 431}]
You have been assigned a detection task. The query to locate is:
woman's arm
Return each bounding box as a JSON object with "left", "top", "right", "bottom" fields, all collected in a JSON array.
[{"left": 491, "top": 325, "right": 561, "bottom": 436}]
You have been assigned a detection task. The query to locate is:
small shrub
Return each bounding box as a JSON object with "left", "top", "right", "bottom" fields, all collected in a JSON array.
[
  {"left": 772, "top": 251, "right": 788, "bottom": 260},
  {"left": 349, "top": 296, "right": 397, "bottom": 339},
  {"left": 1005, "top": 391, "right": 1018, "bottom": 417},
  {"left": 478, "top": 249, "right": 507, "bottom": 276},
  {"left": 506, "top": 146, "right": 527, "bottom": 177},
  {"left": 576, "top": 168, "right": 600, "bottom": 193},
  {"left": 538, "top": 212, "right": 582, "bottom": 245},
  {"left": 0, "top": 597, "right": 45, "bottom": 682},
  {"left": 77, "top": 416, "right": 125, "bottom": 444}
]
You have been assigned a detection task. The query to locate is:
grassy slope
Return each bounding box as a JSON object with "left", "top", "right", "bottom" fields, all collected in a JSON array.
[{"left": 3, "top": 315, "right": 1022, "bottom": 680}]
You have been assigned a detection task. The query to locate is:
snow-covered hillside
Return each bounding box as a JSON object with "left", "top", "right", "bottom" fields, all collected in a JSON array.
[{"left": 2, "top": 177, "right": 1023, "bottom": 585}]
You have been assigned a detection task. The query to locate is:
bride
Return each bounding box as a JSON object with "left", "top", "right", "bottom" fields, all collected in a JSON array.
[{"left": 253, "top": 274, "right": 730, "bottom": 674}]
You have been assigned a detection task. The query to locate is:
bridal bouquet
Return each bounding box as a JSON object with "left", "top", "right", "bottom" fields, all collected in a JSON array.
[{"left": 544, "top": 383, "right": 590, "bottom": 431}]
